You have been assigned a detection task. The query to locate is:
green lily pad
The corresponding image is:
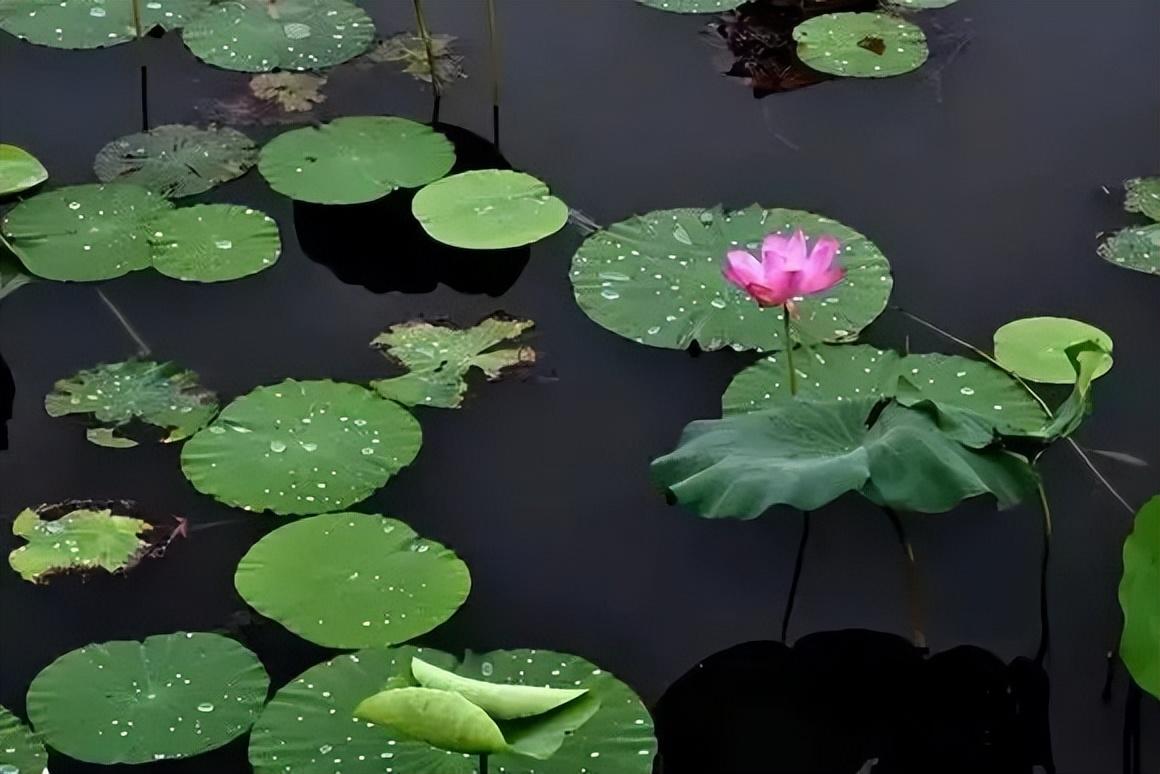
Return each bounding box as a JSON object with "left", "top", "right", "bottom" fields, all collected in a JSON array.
[
  {"left": 9, "top": 504, "right": 151, "bottom": 583},
  {"left": 249, "top": 647, "right": 655, "bottom": 774},
  {"left": 371, "top": 316, "right": 536, "bottom": 409},
  {"left": 0, "top": 250, "right": 33, "bottom": 302},
  {"left": 884, "top": 0, "right": 958, "bottom": 8},
  {"left": 411, "top": 657, "right": 588, "bottom": 720},
  {"left": 235, "top": 512, "right": 470, "bottom": 648},
  {"left": 411, "top": 170, "right": 569, "bottom": 250},
  {"left": 1098, "top": 223, "right": 1160, "bottom": 276},
  {"left": 993, "top": 317, "right": 1114, "bottom": 384},
  {"left": 0, "top": 705, "right": 47, "bottom": 774},
  {"left": 636, "top": 0, "right": 746, "bottom": 12},
  {"left": 1119, "top": 495, "right": 1160, "bottom": 699},
  {"left": 45, "top": 359, "right": 218, "bottom": 447},
  {"left": 181, "top": 379, "right": 422, "bottom": 515},
  {"left": 26, "top": 632, "right": 269, "bottom": 764},
  {"left": 258, "top": 116, "right": 455, "bottom": 204},
  {"left": 93, "top": 125, "right": 257, "bottom": 199},
  {"left": 1124, "top": 176, "right": 1160, "bottom": 222},
  {"left": 148, "top": 204, "right": 281, "bottom": 282},
  {"left": 653, "top": 398, "right": 1037, "bottom": 518},
  {"left": 793, "top": 12, "right": 929, "bottom": 78},
  {"left": 1038, "top": 342, "right": 1109, "bottom": 441},
  {"left": 1, "top": 183, "right": 173, "bottom": 281},
  {"left": 0, "top": 144, "right": 48, "bottom": 196},
  {"left": 182, "top": 0, "right": 375, "bottom": 72},
  {"left": 570, "top": 205, "right": 893, "bottom": 352},
  {"left": 0, "top": 0, "right": 210, "bottom": 49}
]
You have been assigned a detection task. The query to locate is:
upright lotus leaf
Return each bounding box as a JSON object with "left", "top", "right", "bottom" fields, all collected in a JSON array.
[
  {"left": 9, "top": 505, "right": 151, "bottom": 583},
  {"left": 1, "top": 183, "right": 173, "bottom": 281},
  {"left": 235, "top": 512, "right": 470, "bottom": 648},
  {"left": 354, "top": 687, "right": 509, "bottom": 755},
  {"left": 1124, "top": 176, "right": 1160, "bottom": 222},
  {"left": 45, "top": 359, "right": 218, "bottom": 447},
  {"left": 250, "top": 648, "right": 655, "bottom": 774},
  {"left": 259, "top": 116, "right": 455, "bottom": 204},
  {"left": 26, "top": 632, "right": 269, "bottom": 764},
  {"left": 0, "top": 0, "right": 210, "bottom": 49},
  {"left": 411, "top": 170, "right": 569, "bottom": 249},
  {"left": 993, "top": 317, "right": 1114, "bottom": 384},
  {"left": 0, "top": 250, "right": 33, "bottom": 301},
  {"left": 411, "top": 657, "right": 588, "bottom": 720},
  {"left": 370, "top": 316, "right": 536, "bottom": 408},
  {"left": 1037, "top": 342, "right": 1110, "bottom": 441},
  {"left": 1098, "top": 223, "right": 1160, "bottom": 276},
  {"left": 93, "top": 125, "right": 257, "bottom": 198},
  {"left": 1119, "top": 496, "right": 1160, "bottom": 699},
  {"left": 0, "top": 143, "right": 48, "bottom": 195},
  {"left": 181, "top": 379, "right": 422, "bottom": 515},
  {"left": 793, "top": 12, "right": 929, "bottom": 78},
  {"left": 636, "top": 0, "right": 746, "bottom": 12},
  {"left": 722, "top": 344, "right": 901, "bottom": 415},
  {"left": 571, "top": 205, "right": 893, "bottom": 351},
  {"left": 0, "top": 705, "right": 47, "bottom": 774},
  {"left": 148, "top": 204, "right": 281, "bottom": 282},
  {"left": 182, "top": 0, "right": 375, "bottom": 72}
]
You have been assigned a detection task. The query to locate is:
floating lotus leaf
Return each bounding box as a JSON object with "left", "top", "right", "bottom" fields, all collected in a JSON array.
[
  {"left": 653, "top": 398, "right": 1037, "bottom": 518},
  {"left": 793, "top": 12, "right": 928, "bottom": 78},
  {"left": 636, "top": 0, "right": 745, "bottom": 12},
  {"left": 993, "top": 317, "right": 1114, "bottom": 384},
  {"left": 1, "top": 183, "right": 173, "bottom": 281},
  {"left": 1098, "top": 223, "right": 1160, "bottom": 276},
  {"left": 249, "top": 647, "right": 656, "bottom": 774},
  {"left": 235, "top": 512, "right": 470, "bottom": 648},
  {"left": 93, "top": 125, "right": 257, "bottom": 198},
  {"left": 250, "top": 71, "right": 327, "bottom": 112},
  {"left": 0, "top": 0, "right": 209, "bottom": 49},
  {"left": 1124, "top": 176, "right": 1160, "bottom": 222},
  {"left": 0, "top": 251, "right": 33, "bottom": 302},
  {"left": 1119, "top": 495, "right": 1160, "bottom": 699},
  {"left": 148, "top": 204, "right": 281, "bottom": 282},
  {"left": 0, "top": 143, "right": 47, "bottom": 195},
  {"left": 571, "top": 205, "right": 892, "bottom": 351},
  {"left": 258, "top": 116, "right": 455, "bottom": 204},
  {"left": 411, "top": 170, "right": 570, "bottom": 249},
  {"left": 26, "top": 632, "right": 269, "bottom": 764},
  {"left": 182, "top": 0, "right": 375, "bottom": 72},
  {"left": 371, "top": 316, "right": 535, "bottom": 409},
  {"left": 0, "top": 705, "right": 46, "bottom": 774},
  {"left": 410, "top": 657, "right": 588, "bottom": 720},
  {"left": 45, "top": 359, "right": 217, "bottom": 447},
  {"left": 884, "top": 0, "right": 958, "bottom": 8},
  {"left": 9, "top": 505, "right": 151, "bottom": 583},
  {"left": 181, "top": 379, "right": 422, "bottom": 515}
]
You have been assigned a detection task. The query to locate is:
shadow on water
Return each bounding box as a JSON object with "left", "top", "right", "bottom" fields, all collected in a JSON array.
[
  {"left": 0, "top": 348, "right": 13, "bottom": 452},
  {"left": 653, "top": 630, "right": 1055, "bottom": 774},
  {"left": 294, "top": 122, "right": 530, "bottom": 296}
]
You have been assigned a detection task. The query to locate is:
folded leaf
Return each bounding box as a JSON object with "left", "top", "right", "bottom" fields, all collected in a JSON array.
[
  {"left": 411, "top": 656, "right": 588, "bottom": 720},
  {"left": 354, "top": 687, "right": 508, "bottom": 755}
]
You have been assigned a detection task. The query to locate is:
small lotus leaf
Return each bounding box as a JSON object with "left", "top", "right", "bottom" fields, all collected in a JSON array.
[
  {"left": 571, "top": 205, "right": 893, "bottom": 351},
  {"left": 794, "top": 12, "right": 929, "bottom": 78},
  {"left": 1119, "top": 496, "right": 1160, "bottom": 699},
  {"left": 0, "top": 705, "right": 47, "bottom": 774},
  {"left": 1098, "top": 223, "right": 1160, "bottom": 276},
  {"left": 26, "top": 632, "right": 269, "bottom": 764},
  {"left": 0, "top": 143, "right": 47, "bottom": 195},
  {"left": 411, "top": 170, "right": 569, "bottom": 249},
  {"left": 181, "top": 379, "right": 422, "bottom": 515},
  {"left": 182, "top": 0, "right": 375, "bottom": 72},
  {"left": 993, "top": 317, "right": 1114, "bottom": 384},
  {"left": 636, "top": 0, "right": 746, "bottom": 12},
  {"left": 9, "top": 505, "right": 151, "bottom": 583},
  {"left": 148, "top": 204, "right": 281, "bottom": 282},
  {"left": 0, "top": 0, "right": 209, "bottom": 49},
  {"left": 1124, "top": 176, "right": 1160, "bottom": 222},
  {"left": 411, "top": 657, "right": 588, "bottom": 720},
  {"left": 370, "top": 32, "right": 466, "bottom": 87},
  {"left": 235, "top": 512, "right": 470, "bottom": 648},
  {"left": 93, "top": 125, "right": 257, "bottom": 198},
  {"left": 250, "top": 72, "right": 327, "bottom": 112},
  {"left": 355, "top": 687, "right": 509, "bottom": 755},
  {"left": 45, "top": 359, "right": 218, "bottom": 447},
  {"left": 259, "top": 116, "right": 455, "bottom": 204}
]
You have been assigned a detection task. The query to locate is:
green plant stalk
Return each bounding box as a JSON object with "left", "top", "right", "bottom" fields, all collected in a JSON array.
[
  {"left": 131, "top": 0, "right": 149, "bottom": 130},
  {"left": 411, "top": 0, "right": 442, "bottom": 98},
  {"left": 480, "top": 753, "right": 489, "bottom": 774},
  {"left": 1034, "top": 479, "right": 1052, "bottom": 664},
  {"left": 96, "top": 288, "right": 151, "bottom": 357},
  {"left": 884, "top": 507, "right": 925, "bottom": 649},
  {"left": 783, "top": 306, "right": 798, "bottom": 396},
  {"left": 485, "top": 0, "right": 501, "bottom": 144}
]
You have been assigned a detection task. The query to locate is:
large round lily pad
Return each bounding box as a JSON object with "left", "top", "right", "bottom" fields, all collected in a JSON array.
[
  {"left": 1, "top": 183, "right": 173, "bottom": 281},
  {"left": 0, "top": 143, "right": 48, "bottom": 196},
  {"left": 181, "top": 379, "right": 422, "bottom": 515},
  {"left": 0, "top": 705, "right": 46, "bottom": 774},
  {"left": 793, "top": 12, "right": 929, "bottom": 78},
  {"left": 26, "top": 632, "right": 269, "bottom": 764},
  {"left": 182, "top": 0, "right": 375, "bottom": 72},
  {"left": 249, "top": 647, "right": 656, "bottom": 774},
  {"left": 412, "top": 170, "right": 569, "bottom": 250},
  {"left": 0, "top": 0, "right": 209, "bottom": 49},
  {"left": 570, "top": 205, "right": 893, "bottom": 351},
  {"left": 993, "top": 317, "right": 1114, "bottom": 384},
  {"left": 636, "top": 0, "right": 745, "bottom": 12},
  {"left": 1119, "top": 496, "right": 1160, "bottom": 699},
  {"left": 235, "top": 512, "right": 470, "bottom": 648},
  {"left": 259, "top": 116, "right": 455, "bottom": 204},
  {"left": 1098, "top": 223, "right": 1160, "bottom": 276},
  {"left": 148, "top": 204, "right": 281, "bottom": 282},
  {"left": 94, "top": 125, "right": 257, "bottom": 199}
]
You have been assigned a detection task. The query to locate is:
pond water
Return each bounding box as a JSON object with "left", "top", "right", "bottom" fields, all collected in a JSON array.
[{"left": 1, "top": 1, "right": 1158, "bottom": 772}]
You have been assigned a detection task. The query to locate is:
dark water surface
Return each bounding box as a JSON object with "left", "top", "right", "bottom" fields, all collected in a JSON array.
[{"left": 1, "top": 1, "right": 1158, "bottom": 772}]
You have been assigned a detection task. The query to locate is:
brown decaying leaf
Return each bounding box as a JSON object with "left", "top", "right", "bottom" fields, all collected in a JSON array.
[
  {"left": 249, "top": 72, "right": 328, "bottom": 112},
  {"left": 362, "top": 32, "right": 467, "bottom": 88}
]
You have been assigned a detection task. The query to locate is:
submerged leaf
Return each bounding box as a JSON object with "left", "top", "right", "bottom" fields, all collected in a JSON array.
[
  {"left": 0, "top": 0, "right": 209, "bottom": 49},
  {"left": 93, "top": 125, "right": 257, "bottom": 199},
  {"left": 793, "top": 12, "right": 929, "bottom": 78},
  {"left": 0, "top": 705, "right": 47, "bottom": 774},
  {"left": 637, "top": 0, "right": 746, "bottom": 12},
  {"left": 370, "top": 32, "right": 467, "bottom": 87},
  {"left": 371, "top": 315, "right": 535, "bottom": 408},
  {"left": 1098, "top": 223, "right": 1160, "bottom": 276},
  {"left": 993, "top": 317, "right": 1114, "bottom": 384},
  {"left": 9, "top": 505, "right": 151, "bottom": 582},
  {"left": 411, "top": 657, "right": 588, "bottom": 720},
  {"left": 1119, "top": 495, "right": 1160, "bottom": 699},
  {"left": 0, "top": 143, "right": 48, "bottom": 196},
  {"left": 1124, "top": 176, "right": 1160, "bottom": 222},
  {"left": 249, "top": 72, "right": 328, "bottom": 112}
]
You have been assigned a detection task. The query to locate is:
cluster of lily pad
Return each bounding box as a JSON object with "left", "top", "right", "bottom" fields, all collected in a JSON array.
[{"left": 1099, "top": 176, "right": 1160, "bottom": 276}]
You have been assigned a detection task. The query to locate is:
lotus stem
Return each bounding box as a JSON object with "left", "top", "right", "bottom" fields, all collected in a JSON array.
[
  {"left": 96, "top": 288, "right": 151, "bottom": 357},
  {"left": 131, "top": 0, "right": 149, "bottom": 130},
  {"left": 780, "top": 510, "right": 810, "bottom": 642},
  {"left": 783, "top": 306, "right": 798, "bottom": 396},
  {"left": 411, "top": 0, "right": 441, "bottom": 100},
  {"left": 884, "top": 507, "right": 925, "bottom": 649},
  {"left": 1035, "top": 480, "right": 1052, "bottom": 664},
  {"left": 485, "top": 0, "right": 501, "bottom": 146},
  {"left": 1123, "top": 682, "right": 1141, "bottom": 774},
  {"left": 480, "top": 754, "right": 489, "bottom": 774}
]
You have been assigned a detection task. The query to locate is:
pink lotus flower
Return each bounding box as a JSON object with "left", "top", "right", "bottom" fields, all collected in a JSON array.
[{"left": 723, "top": 229, "right": 845, "bottom": 311}]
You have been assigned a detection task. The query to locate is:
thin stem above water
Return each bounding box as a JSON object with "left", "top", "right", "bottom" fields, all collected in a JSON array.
[
  {"left": 783, "top": 306, "right": 797, "bottom": 396},
  {"left": 96, "top": 287, "right": 151, "bottom": 357},
  {"left": 1035, "top": 480, "right": 1053, "bottom": 664},
  {"left": 883, "top": 507, "right": 926, "bottom": 650},
  {"left": 411, "top": 0, "right": 442, "bottom": 99},
  {"left": 485, "top": 0, "right": 501, "bottom": 146}
]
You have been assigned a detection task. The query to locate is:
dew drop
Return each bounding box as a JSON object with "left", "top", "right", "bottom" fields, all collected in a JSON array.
[
  {"left": 600, "top": 288, "right": 620, "bottom": 300},
  {"left": 214, "top": 239, "right": 233, "bottom": 250},
  {"left": 196, "top": 703, "right": 214, "bottom": 713},
  {"left": 710, "top": 298, "right": 727, "bottom": 309},
  {"left": 269, "top": 440, "right": 287, "bottom": 453},
  {"left": 959, "top": 387, "right": 975, "bottom": 396}
]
